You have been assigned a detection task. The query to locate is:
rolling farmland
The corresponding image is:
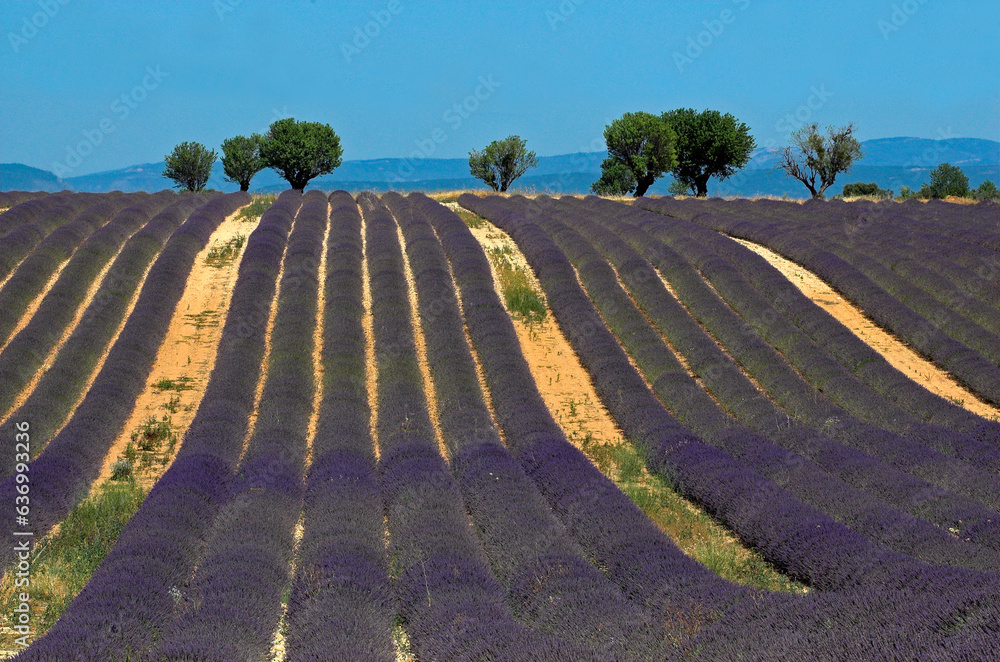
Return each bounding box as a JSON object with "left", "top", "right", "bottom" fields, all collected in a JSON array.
[{"left": 0, "top": 190, "right": 995, "bottom": 660}]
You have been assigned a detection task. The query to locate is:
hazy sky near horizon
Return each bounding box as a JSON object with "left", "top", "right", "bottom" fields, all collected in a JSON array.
[{"left": 3, "top": 0, "right": 997, "bottom": 176}]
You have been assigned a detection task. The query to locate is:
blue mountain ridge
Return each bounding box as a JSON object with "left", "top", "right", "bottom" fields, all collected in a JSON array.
[{"left": 2, "top": 138, "right": 996, "bottom": 198}]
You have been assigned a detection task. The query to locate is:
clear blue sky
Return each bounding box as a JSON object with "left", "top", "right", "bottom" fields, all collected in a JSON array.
[{"left": 3, "top": 0, "right": 997, "bottom": 176}]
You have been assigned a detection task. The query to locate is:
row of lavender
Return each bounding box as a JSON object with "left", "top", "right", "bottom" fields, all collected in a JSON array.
[
  {"left": 0, "top": 193, "right": 103, "bottom": 282},
  {"left": 501, "top": 194, "right": 995, "bottom": 567},
  {"left": 0, "top": 192, "right": 249, "bottom": 572},
  {"left": 458, "top": 192, "right": 997, "bottom": 659},
  {"left": 560, "top": 197, "right": 998, "bottom": 487},
  {"left": 0, "top": 191, "right": 49, "bottom": 215},
  {"left": 361, "top": 192, "right": 601, "bottom": 660},
  {"left": 566, "top": 197, "right": 997, "bottom": 461},
  {"left": 12, "top": 189, "right": 286, "bottom": 660},
  {"left": 635, "top": 199, "right": 999, "bottom": 447},
  {"left": 386, "top": 192, "right": 672, "bottom": 659},
  {"left": 570, "top": 196, "right": 998, "bottom": 526},
  {"left": 0, "top": 194, "right": 203, "bottom": 469},
  {"left": 699, "top": 198, "right": 998, "bottom": 352},
  {"left": 853, "top": 196, "right": 998, "bottom": 252},
  {"left": 153, "top": 190, "right": 329, "bottom": 659},
  {"left": 284, "top": 191, "right": 396, "bottom": 661},
  {"left": 731, "top": 198, "right": 996, "bottom": 326},
  {"left": 0, "top": 193, "right": 138, "bottom": 349},
  {"left": 637, "top": 196, "right": 1000, "bottom": 405}
]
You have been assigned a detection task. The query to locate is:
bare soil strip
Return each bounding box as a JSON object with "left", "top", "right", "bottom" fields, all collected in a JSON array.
[
  {"left": 268, "top": 516, "right": 306, "bottom": 662},
  {"left": 732, "top": 237, "right": 999, "bottom": 420},
  {"left": 464, "top": 219, "right": 622, "bottom": 449},
  {"left": 2, "top": 240, "right": 162, "bottom": 443},
  {"left": 360, "top": 208, "right": 380, "bottom": 462},
  {"left": 237, "top": 214, "right": 293, "bottom": 467},
  {"left": 304, "top": 200, "right": 330, "bottom": 466},
  {"left": 93, "top": 209, "right": 258, "bottom": 489}
]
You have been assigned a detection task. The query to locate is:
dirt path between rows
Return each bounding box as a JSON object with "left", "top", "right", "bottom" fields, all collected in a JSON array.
[
  {"left": 731, "top": 237, "right": 1000, "bottom": 421},
  {"left": 92, "top": 209, "right": 257, "bottom": 490},
  {"left": 461, "top": 216, "right": 625, "bottom": 450}
]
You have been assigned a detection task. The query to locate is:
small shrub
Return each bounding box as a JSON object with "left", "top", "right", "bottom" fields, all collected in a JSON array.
[
  {"left": 972, "top": 179, "right": 998, "bottom": 202},
  {"left": 110, "top": 460, "right": 133, "bottom": 481},
  {"left": 842, "top": 182, "right": 893, "bottom": 199}
]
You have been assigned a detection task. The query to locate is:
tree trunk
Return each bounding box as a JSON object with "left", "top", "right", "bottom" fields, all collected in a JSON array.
[
  {"left": 240, "top": 182, "right": 249, "bottom": 192},
  {"left": 633, "top": 177, "right": 653, "bottom": 197},
  {"left": 695, "top": 176, "right": 709, "bottom": 197}
]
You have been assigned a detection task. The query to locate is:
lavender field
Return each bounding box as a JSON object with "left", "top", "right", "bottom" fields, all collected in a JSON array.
[{"left": 0, "top": 189, "right": 995, "bottom": 660}]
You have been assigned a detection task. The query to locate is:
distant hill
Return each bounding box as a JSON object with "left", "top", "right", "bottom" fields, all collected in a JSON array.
[
  {"left": 0, "top": 163, "right": 66, "bottom": 191},
  {"left": 3, "top": 137, "right": 997, "bottom": 198}
]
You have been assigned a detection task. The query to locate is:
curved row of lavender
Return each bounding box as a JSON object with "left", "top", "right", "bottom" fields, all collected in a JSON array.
[
  {"left": 553, "top": 195, "right": 996, "bottom": 547},
  {"left": 14, "top": 190, "right": 296, "bottom": 660},
  {"left": 624, "top": 198, "right": 998, "bottom": 462},
  {"left": 0, "top": 192, "right": 177, "bottom": 426},
  {"left": 0, "top": 193, "right": 101, "bottom": 283},
  {"left": 458, "top": 192, "right": 996, "bottom": 659},
  {"left": 361, "top": 192, "right": 598, "bottom": 661},
  {"left": 501, "top": 193, "right": 995, "bottom": 566},
  {"left": 561, "top": 196, "right": 997, "bottom": 483},
  {"left": 0, "top": 191, "right": 51, "bottom": 225},
  {"left": 636, "top": 196, "right": 1000, "bottom": 405},
  {"left": 386, "top": 192, "right": 671, "bottom": 658},
  {"left": 0, "top": 194, "right": 204, "bottom": 464},
  {"left": 283, "top": 191, "right": 396, "bottom": 661},
  {"left": 715, "top": 198, "right": 998, "bottom": 334},
  {"left": 154, "top": 190, "right": 329, "bottom": 660},
  {"left": 0, "top": 192, "right": 138, "bottom": 349},
  {"left": 637, "top": 198, "right": 999, "bottom": 448},
  {"left": 886, "top": 197, "right": 998, "bottom": 251},
  {"left": 0, "top": 192, "right": 248, "bottom": 573}
]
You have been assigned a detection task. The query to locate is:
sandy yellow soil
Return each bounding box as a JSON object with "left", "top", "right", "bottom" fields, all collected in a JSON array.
[
  {"left": 732, "top": 237, "right": 999, "bottom": 420},
  {"left": 93, "top": 209, "right": 258, "bottom": 490}
]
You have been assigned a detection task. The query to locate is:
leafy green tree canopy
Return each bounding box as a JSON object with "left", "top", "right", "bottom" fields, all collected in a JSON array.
[
  {"left": 919, "top": 163, "right": 970, "bottom": 199},
  {"left": 468, "top": 135, "right": 538, "bottom": 192},
  {"left": 260, "top": 118, "right": 343, "bottom": 190},
  {"left": 776, "top": 123, "right": 863, "bottom": 199},
  {"left": 221, "top": 134, "right": 265, "bottom": 191},
  {"left": 590, "top": 157, "right": 636, "bottom": 196},
  {"left": 662, "top": 108, "right": 755, "bottom": 197},
  {"left": 600, "top": 111, "right": 677, "bottom": 197},
  {"left": 972, "top": 179, "right": 998, "bottom": 202},
  {"left": 163, "top": 142, "right": 216, "bottom": 192}
]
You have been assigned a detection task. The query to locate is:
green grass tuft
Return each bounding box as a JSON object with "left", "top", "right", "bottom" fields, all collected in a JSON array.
[
  {"left": 0, "top": 479, "right": 146, "bottom": 644},
  {"left": 205, "top": 233, "right": 247, "bottom": 266},
  {"left": 578, "top": 433, "right": 806, "bottom": 594},
  {"left": 235, "top": 194, "right": 277, "bottom": 222},
  {"left": 152, "top": 376, "right": 194, "bottom": 392},
  {"left": 486, "top": 246, "right": 546, "bottom": 323}
]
